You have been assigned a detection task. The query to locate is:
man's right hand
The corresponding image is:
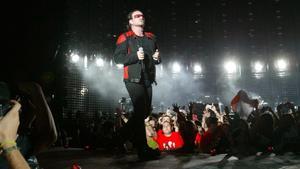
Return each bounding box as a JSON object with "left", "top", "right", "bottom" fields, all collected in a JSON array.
[
  {"left": 137, "top": 49, "right": 144, "bottom": 60},
  {"left": 0, "top": 100, "right": 21, "bottom": 143}
]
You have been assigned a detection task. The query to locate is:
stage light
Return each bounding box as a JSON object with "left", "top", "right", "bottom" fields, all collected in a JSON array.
[
  {"left": 110, "top": 60, "right": 113, "bottom": 67},
  {"left": 193, "top": 64, "right": 202, "bottom": 74},
  {"left": 116, "top": 64, "right": 123, "bottom": 69},
  {"left": 71, "top": 53, "right": 80, "bottom": 63},
  {"left": 160, "top": 64, "right": 164, "bottom": 71},
  {"left": 80, "top": 87, "right": 88, "bottom": 96},
  {"left": 253, "top": 61, "right": 264, "bottom": 73},
  {"left": 84, "top": 56, "right": 88, "bottom": 69},
  {"left": 172, "top": 62, "right": 181, "bottom": 73},
  {"left": 251, "top": 61, "right": 265, "bottom": 79},
  {"left": 95, "top": 58, "right": 104, "bottom": 67},
  {"left": 224, "top": 60, "right": 237, "bottom": 74},
  {"left": 275, "top": 58, "right": 288, "bottom": 71}
]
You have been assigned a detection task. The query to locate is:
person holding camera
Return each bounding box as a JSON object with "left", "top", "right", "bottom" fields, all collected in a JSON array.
[
  {"left": 0, "top": 81, "right": 57, "bottom": 168},
  {"left": 0, "top": 100, "right": 30, "bottom": 169}
]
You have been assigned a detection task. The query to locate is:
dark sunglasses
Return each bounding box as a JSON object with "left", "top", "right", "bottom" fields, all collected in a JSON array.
[{"left": 133, "top": 14, "right": 144, "bottom": 19}]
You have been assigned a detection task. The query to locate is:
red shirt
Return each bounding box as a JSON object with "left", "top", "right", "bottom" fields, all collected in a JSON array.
[{"left": 155, "top": 130, "right": 184, "bottom": 151}]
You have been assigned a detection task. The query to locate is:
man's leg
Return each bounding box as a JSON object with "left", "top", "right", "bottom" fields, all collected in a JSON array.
[
  {"left": 125, "top": 82, "right": 148, "bottom": 151},
  {"left": 125, "top": 82, "right": 159, "bottom": 160}
]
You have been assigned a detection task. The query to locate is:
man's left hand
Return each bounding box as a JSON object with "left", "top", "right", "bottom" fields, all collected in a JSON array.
[{"left": 152, "top": 49, "right": 159, "bottom": 60}]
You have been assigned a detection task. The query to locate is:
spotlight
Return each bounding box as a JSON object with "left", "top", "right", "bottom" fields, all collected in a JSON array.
[
  {"left": 95, "top": 58, "right": 104, "bottom": 67},
  {"left": 193, "top": 64, "right": 202, "bottom": 74},
  {"left": 84, "top": 56, "right": 88, "bottom": 69},
  {"left": 110, "top": 60, "right": 113, "bottom": 67},
  {"left": 71, "top": 53, "right": 80, "bottom": 63},
  {"left": 224, "top": 60, "right": 237, "bottom": 74},
  {"left": 275, "top": 59, "right": 288, "bottom": 71},
  {"left": 253, "top": 61, "right": 264, "bottom": 73},
  {"left": 80, "top": 87, "right": 88, "bottom": 96},
  {"left": 172, "top": 62, "right": 181, "bottom": 73}
]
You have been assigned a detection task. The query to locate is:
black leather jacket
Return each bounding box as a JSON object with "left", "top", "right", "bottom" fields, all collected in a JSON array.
[{"left": 113, "top": 30, "right": 161, "bottom": 84}]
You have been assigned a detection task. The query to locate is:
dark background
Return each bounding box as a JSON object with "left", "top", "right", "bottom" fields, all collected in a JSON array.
[{"left": 5, "top": 0, "right": 300, "bottom": 76}]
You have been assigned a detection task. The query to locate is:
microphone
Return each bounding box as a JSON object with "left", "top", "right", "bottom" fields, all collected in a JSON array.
[
  {"left": 138, "top": 47, "right": 144, "bottom": 71},
  {"left": 138, "top": 47, "right": 143, "bottom": 53}
]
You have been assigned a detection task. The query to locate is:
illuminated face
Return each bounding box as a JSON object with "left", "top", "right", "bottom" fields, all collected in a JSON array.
[
  {"left": 129, "top": 11, "right": 145, "bottom": 27},
  {"left": 161, "top": 116, "right": 171, "bottom": 124},
  {"left": 162, "top": 121, "right": 172, "bottom": 135}
]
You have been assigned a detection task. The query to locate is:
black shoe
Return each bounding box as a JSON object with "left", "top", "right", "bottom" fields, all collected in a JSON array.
[{"left": 138, "top": 148, "right": 160, "bottom": 161}]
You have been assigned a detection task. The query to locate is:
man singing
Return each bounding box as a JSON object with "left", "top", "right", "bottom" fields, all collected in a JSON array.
[{"left": 113, "top": 9, "right": 161, "bottom": 161}]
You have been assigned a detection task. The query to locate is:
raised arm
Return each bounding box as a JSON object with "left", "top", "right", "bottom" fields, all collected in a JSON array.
[
  {"left": 18, "top": 82, "right": 57, "bottom": 154},
  {"left": 0, "top": 100, "right": 30, "bottom": 169}
]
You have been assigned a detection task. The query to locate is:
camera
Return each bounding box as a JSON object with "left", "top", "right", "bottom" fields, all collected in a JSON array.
[
  {"left": 0, "top": 82, "right": 11, "bottom": 117},
  {"left": 0, "top": 100, "right": 11, "bottom": 117}
]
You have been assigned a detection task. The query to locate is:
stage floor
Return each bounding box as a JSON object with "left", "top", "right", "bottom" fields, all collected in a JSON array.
[{"left": 37, "top": 148, "right": 300, "bottom": 169}]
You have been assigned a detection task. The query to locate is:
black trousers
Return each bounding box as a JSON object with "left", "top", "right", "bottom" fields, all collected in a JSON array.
[{"left": 124, "top": 81, "right": 152, "bottom": 154}]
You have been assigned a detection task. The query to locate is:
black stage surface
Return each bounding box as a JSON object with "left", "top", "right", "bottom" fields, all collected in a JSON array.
[{"left": 37, "top": 148, "right": 300, "bottom": 169}]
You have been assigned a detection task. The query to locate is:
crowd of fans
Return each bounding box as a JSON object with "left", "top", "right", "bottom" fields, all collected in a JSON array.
[
  {"left": 81, "top": 90, "right": 300, "bottom": 158},
  {"left": 57, "top": 91, "right": 300, "bottom": 159}
]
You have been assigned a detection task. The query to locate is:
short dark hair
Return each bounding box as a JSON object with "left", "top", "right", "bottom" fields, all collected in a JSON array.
[
  {"left": 127, "top": 9, "right": 141, "bottom": 20},
  {"left": 127, "top": 9, "right": 142, "bottom": 30}
]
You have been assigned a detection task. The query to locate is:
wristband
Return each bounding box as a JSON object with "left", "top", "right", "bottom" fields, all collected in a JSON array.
[
  {"left": 2, "top": 145, "right": 18, "bottom": 155},
  {"left": 0, "top": 141, "right": 16, "bottom": 149}
]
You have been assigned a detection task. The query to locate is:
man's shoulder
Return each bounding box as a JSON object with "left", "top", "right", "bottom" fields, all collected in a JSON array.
[
  {"left": 116, "top": 31, "right": 135, "bottom": 44},
  {"left": 125, "top": 31, "right": 135, "bottom": 37},
  {"left": 145, "top": 32, "right": 156, "bottom": 39}
]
